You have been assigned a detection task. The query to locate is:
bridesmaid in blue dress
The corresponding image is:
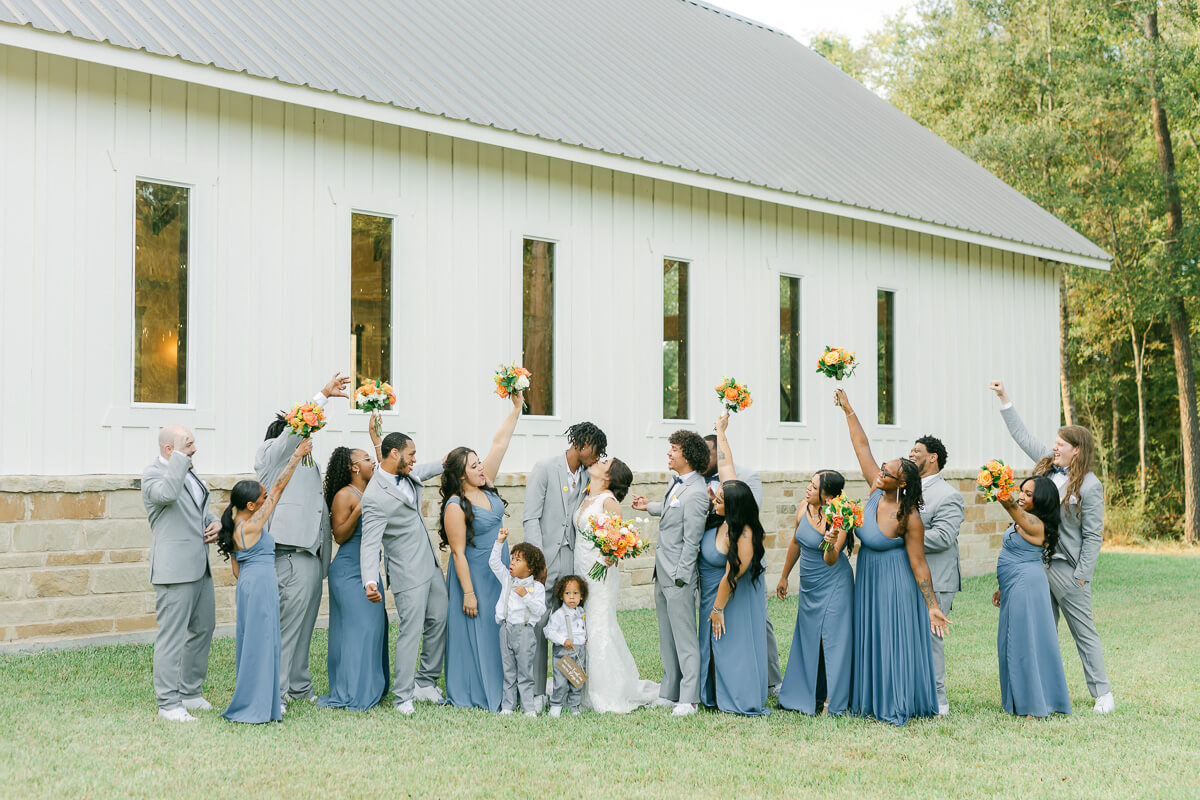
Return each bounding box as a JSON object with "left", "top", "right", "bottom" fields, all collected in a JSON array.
[
  {"left": 776, "top": 470, "right": 854, "bottom": 716},
  {"left": 318, "top": 421, "right": 390, "bottom": 711},
  {"left": 217, "top": 438, "right": 310, "bottom": 724},
  {"left": 440, "top": 394, "right": 524, "bottom": 711},
  {"left": 834, "top": 389, "right": 950, "bottom": 726},
  {"left": 698, "top": 416, "right": 769, "bottom": 716},
  {"left": 992, "top": 476, "right": 1072, "bottom": 717}
]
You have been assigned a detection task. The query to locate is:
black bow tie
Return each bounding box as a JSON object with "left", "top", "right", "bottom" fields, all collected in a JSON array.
[{"left": 1048, "top": 466, "right": 1067, "bottom": 476}]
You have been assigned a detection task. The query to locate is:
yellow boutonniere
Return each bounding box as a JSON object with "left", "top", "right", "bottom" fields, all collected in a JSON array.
[{"left": 562, "top": 486, "right": 569, "bottom": 492}]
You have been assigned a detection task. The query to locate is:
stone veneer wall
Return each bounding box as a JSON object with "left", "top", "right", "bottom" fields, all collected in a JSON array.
[{"left": 0, "top": 470, "right": 1009, "bottom": 648}]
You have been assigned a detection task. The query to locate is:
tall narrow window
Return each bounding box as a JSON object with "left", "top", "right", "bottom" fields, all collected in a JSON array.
[
  {"left": 663, "top": 259, "right": 690, "bottom": 420},
  {"left": 351, "top": 213, "right": 393, "bottom": 388},
  {"left": 522, "top": 238, "right": 555, "bottom": 416},
  {"left": 779, "top": 276, "right": 802, "bottom": 422},
  {"left": 133, "top": 180, "right": 189, "bottom": 404},
  {"left": 877, "top": 289, "right": 896, "bottom": 425}
]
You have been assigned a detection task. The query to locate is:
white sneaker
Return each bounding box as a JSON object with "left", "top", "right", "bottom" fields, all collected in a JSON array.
[
  {"left": 413, "top": 685, "right": 444, "bottom": 703},
  {"left": 182, "top": 697, "right": 212, "bottom": 712},
  {"left": 158, "top": 706, "right": 198, "bottom": 723},
  {"left": 938, "top": 704, "right": 950, "bottom": 716},
  {"left": 1093, "top": 692, "right": 1115, "bottom": 714},
  {"left": 671, "top": 703, "right": 697, "bottom": 717},
  {"left": 395, "top": 700, "right": 415, "bottom": 715},
  {"left": 500, "top": 708, "right": 514, "bottom": 715},
  {"left": 652, "top": 697, "right": 675, "bottom": 708},
  {"left": 549, "top": 705, "right": 563, "bottom": 718}
]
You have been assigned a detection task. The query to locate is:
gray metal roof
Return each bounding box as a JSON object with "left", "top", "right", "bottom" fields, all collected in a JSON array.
[{"left": 0, "top": 0, "right": 1110, "bottom": 262}]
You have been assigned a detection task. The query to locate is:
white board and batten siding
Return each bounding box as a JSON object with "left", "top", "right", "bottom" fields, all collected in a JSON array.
[{"left": 0, "top": 45, "right": 1061, "bottom": 479}]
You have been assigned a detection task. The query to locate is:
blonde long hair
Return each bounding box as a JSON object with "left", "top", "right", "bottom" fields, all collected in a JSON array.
[{"left": 1034, "top": 425, "right": 1096, "bottom": 515}]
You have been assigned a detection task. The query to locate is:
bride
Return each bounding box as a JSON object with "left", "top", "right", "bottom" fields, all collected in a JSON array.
[{"left": 573, "top": 457, "right": 660, "bottom": 713}]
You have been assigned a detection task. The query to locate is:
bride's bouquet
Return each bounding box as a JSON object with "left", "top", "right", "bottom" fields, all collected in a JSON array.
[
  {"left": 354, "top": 379, "right": 396, "bottom": 437},
  {"left": 821, "top": 494, "right": 864, "bottom": 552},
  {"left": 285, "top": 401, "right": 326, "bottom": 466},
  {"left": 494, "top": 362, "right": 531, "bottom": 406},
  {"left": 976, "top": 459, "right": 1016, "bottom": 503},
  {"left": 715, "top": 376, "right": 752, "bottom": 413},
  {"left": 579, "top": 512, "right": 650, "bottom": 582},
  {"left": 816, "top": 346, "right": 857, "bottom": 381}
]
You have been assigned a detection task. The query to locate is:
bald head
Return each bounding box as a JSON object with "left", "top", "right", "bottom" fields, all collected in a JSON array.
[{"left": 159, "top": 425, "right": 196, "bottom": 459}]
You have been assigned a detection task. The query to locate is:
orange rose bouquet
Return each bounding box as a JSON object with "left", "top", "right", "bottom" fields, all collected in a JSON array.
[
  {"left": 354, "top": 379, "right": 396, "bottom": 437},
  {"left": 715, "top": 377, "right": 753, "bottom": 413},
  {"left": 976, "top": 459, "right": 1016, "bottom": 503},
  {"left": 580, "top": 512, "right": 650, "bottom": 582},
  {"left": 285, "top": 402, "right": 327, "bottom": 466},
  {"left": 494, "top": 362, "right": 531, "bottom": 407},
  {"left": 821, "top": 493, "right": 864, "bottom": 552},
  {"left": 815, "top": 346, "right": 857, "bottom": 381}
]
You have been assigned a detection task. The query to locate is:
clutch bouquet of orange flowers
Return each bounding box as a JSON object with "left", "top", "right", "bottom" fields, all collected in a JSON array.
[
  {"left": 354, "top": 379, "right": 396, "bottom": 437},
  {"left": 715, "top": 377, "right": 753, "bottom": 413},
  {"left": 976, "top": 459, "right": 1016, "bottom": 503},
  {"left": 494, "top": 362, "right": 531, "bottom": 406},
  {"left": 579, "top": 512, "right": 650, "bottom": 582},
  {"left": 821, "top": 493, "right": 864, "bottom": 552},
  {"left": 815, "top": 346, "right": 857, "bottom": 380},
  {"left": 285, "top": 402, "right": 326, "bottom": 466}
]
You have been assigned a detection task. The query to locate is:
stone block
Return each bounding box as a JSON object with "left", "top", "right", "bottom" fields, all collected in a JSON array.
[
  {"left": 0, "top": 572, "right": 21, "bottom": 601},
  {"left": 15, "top": 618, "right": 115, "bottom": 639},
  {"left": 107, "top": 549, "right": 148, "bottom": 563},
  {"left": 0, "top": 599, "right": 53, "bottom": 625},
  {"left": 104, "top": 490, "right": 147, "bottom": 519},
  {"left": 115, "top": 614, "right": 158, "bottom": 632},
  {"left": 616, "top": 584, "right": 653, "bottom": 611},
  {"left": 0, "top": 524, "right": 10, "bottom": 553},
  {"left": 44, "top": 551, "right": 105, "bottom": 566},
  {"left": 0, "top": 494, "right": 26, "bottom": 522},
  {"left": 0, "top": 552, "right": 46, "bottom": 569},
  {"left": 964, "top": 504, "right": 985, "bottom": 522},
  {"left": 52, "top": 593, "right": 153, "bottom": 619},
  {"left": 27, "top": 569, "right": 90, "bottom": 597},
  {"left": 83, "top": 519, "right": 150, "bottom": 550},
  {"left": 90, "top": 564, "right": 151, "bottom": 594},
  {"left": 30, "top": 492, "right": 105, "bottom": 520},
  {"left": 631, "top": 568, "right": 653, "bottom": 585},
  {"left": 13, "top": 521, "right": 81, "bottom": 552}
]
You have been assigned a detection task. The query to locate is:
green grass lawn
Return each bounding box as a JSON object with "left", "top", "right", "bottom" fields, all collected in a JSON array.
[{"left": 2, "top": 551, "right": 1199, "bottom": 799}]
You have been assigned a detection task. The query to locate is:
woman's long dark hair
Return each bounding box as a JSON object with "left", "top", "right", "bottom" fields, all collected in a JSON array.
[
  {"left": 438, "top": 446, "right": 507, "bottom": 550},
  {"left": 217, "top": 480, "right": 264, "bottom": 561},
  {"left": 895, "top": 458, "right": 924, "bottom": 537},
  {"left": 813, "top": 469, "right": 853, "bottom": 555},
  {"left": 1022, "top": 476, "right": 1062, "bottom": 565},
  {"left": 324, "top": 446, "right": 354, "bottom": 513},
  {"left": 721, "top": 480, "right": 765, "bottom": 595}
]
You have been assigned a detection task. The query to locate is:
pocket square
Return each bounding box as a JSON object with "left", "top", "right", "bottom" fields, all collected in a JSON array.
[{"left": 669, "top": 498, "right": 681, "bottom": 507}]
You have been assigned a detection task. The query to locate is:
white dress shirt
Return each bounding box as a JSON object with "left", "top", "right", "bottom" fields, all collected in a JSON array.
[
  {"left": 669, "top": 471, "right": 695, "bottom": 504},
  {"left": 544, "top": 604, "right": 587, "bottom": 647},
  {"left": 489, "top": 539, "right": 547, "bottom": 625}
]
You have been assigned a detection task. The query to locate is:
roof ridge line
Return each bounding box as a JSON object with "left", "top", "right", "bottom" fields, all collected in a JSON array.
[{"left": 677, "top": 0, "right": 793, "bottom": 39}]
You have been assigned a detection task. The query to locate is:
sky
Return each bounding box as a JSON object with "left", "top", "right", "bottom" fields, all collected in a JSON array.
[{"left": 708, "top": 0, "right": 913, "bottom": 45}]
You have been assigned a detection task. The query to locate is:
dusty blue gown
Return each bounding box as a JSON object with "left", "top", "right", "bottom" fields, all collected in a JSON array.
[
  {"left": 222, "top": 529, "right": 282, "bottom": 724},
  {"left": 444, "top": 490, "right": 507, "bottom": 711},
  {"left": 850, "top": 490, "right": 938, "bottom": 725},
  {"left": 996, "top": 524, "right": 1072, "bottom": 717},
  {"left": 698, "top": 526, "right": 769, "bottom": 716},
  {"left": 778, "top": 514, "right": 854, "bottom": 715}
]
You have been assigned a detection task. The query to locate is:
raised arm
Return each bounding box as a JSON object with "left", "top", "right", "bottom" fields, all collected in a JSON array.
[
  {"left": 989, "top": 380, "right": 1052, "bottom": 463},
  {"left": 902, "top": 512, "right": 949, "bottom": 637},
  {"left": 489, "top": 530, "right": 510, "bottom": 585},
  {"left": 714, "top": 415, "right": 739, "bottom": 483},
  {"left": 834, "top": 389, "right": 879, "bottom": 486},
  {"left": 521, "top": 461, "right": 548, "bottom": 551},
  {"left": 482, "top": 391, "right": 523, "bottom": 482},
  {"left": 142, "top": 449, "right": 191, "bottom": 507},
  {"left": 998, "top": 496, "right": 1046, "bottom": 546},
  {"left": 242, "top": 439, "right": 311, "bottom": 541}
]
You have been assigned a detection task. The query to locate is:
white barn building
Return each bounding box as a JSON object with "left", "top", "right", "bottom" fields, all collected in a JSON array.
[{"left": 0, "top": 0, "right": 1108, "bottom": 644}]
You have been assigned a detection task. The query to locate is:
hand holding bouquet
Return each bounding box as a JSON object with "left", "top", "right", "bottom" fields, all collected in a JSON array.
[
  {"left": 494, "top": 363, "right": 531, "bottom": 407},
  {"left": 715, "top": 377, "right": 752, "bottom": 413},
  {"left": 816, "top": 346, "right": 857, "bottom": 381},
  {"left": 286, "top": 402, "right": 327, "bottom": 466},
  {"left": 580, "top": 512, "right": 650, "bottom": 582},
  {"left": 976, "top": 459, "right": 1016, "bottom": 503},
  {"left": 354, "top": 380, "right": 396, "bottom": 437},
  {"left": 821, "top": 493, "right": 864, "bottom": 552}
]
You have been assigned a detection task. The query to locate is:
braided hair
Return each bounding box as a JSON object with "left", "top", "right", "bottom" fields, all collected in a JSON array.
[{"left": 565, "top": 422, "right": 607, "bottom": 459}]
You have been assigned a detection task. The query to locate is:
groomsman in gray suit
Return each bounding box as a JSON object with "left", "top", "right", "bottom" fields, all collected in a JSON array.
[
  {"left": 360, "top": 431, "right": 446, "bottom": 715},
  {"left": 633, "top": 430, "right": 711, "bottom": 716},
  {"left": 142, "top": 425, "right": 220, "bottom": 722},
  {"left": 255, "top": 372, "right": 350, "bottom": 707},
  {"left": 991, "top": 380, "right": 1114, "bottom": 713},
  {"left": 524, "top": 422, "right": 607, "bottom": 698},
  {"left": 702, "top": 435, "right": 782, "bottom": 696},
  {"left": 909, "top": 435, "right": 966, "bottom": 716}
]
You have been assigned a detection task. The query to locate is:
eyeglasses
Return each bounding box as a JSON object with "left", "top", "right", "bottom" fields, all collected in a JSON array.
[{"left": 879, "top": 462, "right": 896, "bottom": 480}]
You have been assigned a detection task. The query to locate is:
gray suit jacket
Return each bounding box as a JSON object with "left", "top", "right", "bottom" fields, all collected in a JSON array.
[
  {"left": 142, "top": 452, "right": 217, "bottom": 585},
  {"left": 647, "top": 472, "right": 710, "bottom": 585},
  {"left": 919, "top": 473, "right": 965, "bottom": 593},
  {"left": 254, "top": 431, "right": 332, "bottom": 573},
  {"left": 706, "top": 463, "right": 763, "bottom": 507},
  {"left": 522, "top": 454, "right": 588, "bottom": 554},
  {"left": 360, "top": 463, "right": 444, "bottom": 592},
  {"left": 1001, "top": 405, "right": 1105, "bottom": 582}
]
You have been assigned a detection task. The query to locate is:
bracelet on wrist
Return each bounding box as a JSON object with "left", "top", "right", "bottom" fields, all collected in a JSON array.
[{"left": 712, "top": 607, "right": 724, "bottom": 614}]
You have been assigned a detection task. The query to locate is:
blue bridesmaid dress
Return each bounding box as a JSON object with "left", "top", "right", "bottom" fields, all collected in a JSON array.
[
  {"left": 698, "top": 526, "right": 769, "bottom": 716},
  {"left": 318, "top": 490, "right": 390, "bottom": 711},
  {"left": 444, "top": 490, "right": 508, "bottom": 711},
  {"left": 996, "top": 525, "right": 1072, "bottom": 717},
  {"left": 850, "top": 490, "right": 938, "bottom": 725},
  {"left": 778, "top": 514, "right": 854, "bottom": 715},
  {"left": 222, "top": 530, "right": 282, "bottom": 724}
]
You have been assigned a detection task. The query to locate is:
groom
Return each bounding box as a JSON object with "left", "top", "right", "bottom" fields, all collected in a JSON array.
[
  {"left": 633, "top": 430, "right": 711, "bottom": 716},
  {"left": 523, "top": 422, "right": 607, "bottom": 698}
]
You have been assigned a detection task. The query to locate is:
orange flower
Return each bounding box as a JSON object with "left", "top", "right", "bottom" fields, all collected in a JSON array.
[
  {"left": 986, "top": 460, "right": 1002, "bottom": 474},
  {"left": 724, "top": 387, "right": 740, "bottom": 401},
  {"left": 1002, "top": 465, "right": 1014, "bottom": 479},
  {"left": 976, "top": 470, "right": 993, "bottom": 487},
  {"left": 495, "top": 386, "right": 509, "bottom": 398},
  {"left": 997, "top": 489, "right": 1012, "bottom": 502},
  {"left": 840, "top": 350, "right": 854, "bottom": 363},
  {"left": 823, "top": 350, "right": 841, "bottom": 365},
  {"left": 739, "top": 398, "right": 750, "bottom": 409}
]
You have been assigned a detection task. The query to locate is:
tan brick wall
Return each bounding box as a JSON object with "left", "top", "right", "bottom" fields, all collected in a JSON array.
[{"left": 0, "top": 470, "right": 1010, "bottom": 645}]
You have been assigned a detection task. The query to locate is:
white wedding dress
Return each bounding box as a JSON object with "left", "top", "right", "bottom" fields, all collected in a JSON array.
[{"left": 573, "top": 491, "right": 660, "bottom": 713}]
